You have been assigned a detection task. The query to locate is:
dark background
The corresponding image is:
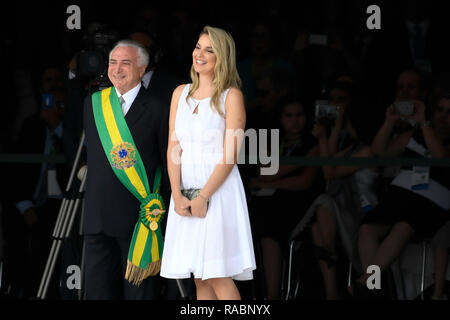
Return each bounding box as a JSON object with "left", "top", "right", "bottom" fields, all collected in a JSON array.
[
  {"left": 1, "top": 0, "right": 449, "bottom": 302},
  {"left": 2, "top": 0, "right": 450, "bottom": 151}
]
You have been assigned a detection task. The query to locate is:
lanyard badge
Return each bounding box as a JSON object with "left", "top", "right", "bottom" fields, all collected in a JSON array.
[{"left": 411, "top": 166, "right": 430, "bottom": 190}]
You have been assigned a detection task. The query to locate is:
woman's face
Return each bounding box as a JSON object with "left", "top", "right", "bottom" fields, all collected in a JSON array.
[
  {"left": 433, "top": 98, "right": 450, "bottom": 138},
  {"left": 281, "top": 103, "right": 306, "bottom": 136},
  {"left": 192, "top": 34, "right": 217, "bottom": 75}
]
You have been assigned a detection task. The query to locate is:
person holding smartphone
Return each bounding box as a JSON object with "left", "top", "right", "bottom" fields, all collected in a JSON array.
[{"left": 356, "top": 93, "right": 450, "bottom": 299}]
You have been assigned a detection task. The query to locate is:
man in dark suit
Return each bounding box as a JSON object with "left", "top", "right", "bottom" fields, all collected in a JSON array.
[
  {"left": 128, "top": 30, "right": 193, "bottom": 300},
  {"left": 82, "top": 39, "right": 170, "bottom": 299},
  {"left": 10, "top": 85, "right": 69, "bottom": 299},
  {"left": 129, "top": 31, "right": 185, "bottom": 101}
]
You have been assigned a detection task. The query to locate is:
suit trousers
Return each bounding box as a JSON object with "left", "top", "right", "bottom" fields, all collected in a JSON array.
[{"left": 83, "top": 233, "right": 162, "bottom": 300}]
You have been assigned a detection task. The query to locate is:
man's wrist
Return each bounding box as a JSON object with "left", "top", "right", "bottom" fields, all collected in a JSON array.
[{"left": 420, "top": 120, "right": 432, "bottom": 129}]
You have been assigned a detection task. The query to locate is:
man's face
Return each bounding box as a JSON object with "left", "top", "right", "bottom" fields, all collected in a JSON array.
[
  {"left": 41, "top": 68, "right": 64, "bottom": 93},
  {"left": 108, "top": 46, "right": 146, "bottom": 94},
  {"left": 396, "top": 72, "right": 423, "bottom": 101},
  {"left": 281, "top": 103, "right": 306, "bottom": 136}
]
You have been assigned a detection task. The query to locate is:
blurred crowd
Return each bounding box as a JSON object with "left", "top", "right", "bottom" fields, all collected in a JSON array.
[{"left": 1, "top": 0, "right": 449, "bottom": 300}]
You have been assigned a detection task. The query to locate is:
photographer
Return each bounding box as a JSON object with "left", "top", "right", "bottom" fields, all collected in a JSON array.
[
  {"left": 129, "top": 30, "right": 185, "bottom": 102},
  {"left": 324, "top": 78, "right": 358, "bottom": 155},
  {"left": 384, "top": 69, "right": 429, "bottom": 139},
  {"left": 296, "top": 86, "right": 379, "bottom": 300},
  {"left": 356, "top": 92, "right": 450, "bottom": 299},
  {"left": 9, "top": 71, "right": 69, "bottom": 298},
  {"left": 128, "top": 30, "right": 187, "bottom": 300}
]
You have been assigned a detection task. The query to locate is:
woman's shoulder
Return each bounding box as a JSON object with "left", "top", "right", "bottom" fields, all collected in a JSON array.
[
  {"left": 224, "top": 87, "right": 245, "bottom": 114},
  {"left": 171, "top": 84, "right": 190, "bottom": 104},
  {"left": 173, "top": 83, "right": 189, "bottom": 95},
  {"left": 224, "top": 87, "right": 244, "bottom": 104},
  {"left": 226, "top": 87, "right": 243, "bottom": 98}
]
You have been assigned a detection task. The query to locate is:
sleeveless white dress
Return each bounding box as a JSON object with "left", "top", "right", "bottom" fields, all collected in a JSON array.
[{"left": 160, "top": 84, "right": 256, "bottom": 281}]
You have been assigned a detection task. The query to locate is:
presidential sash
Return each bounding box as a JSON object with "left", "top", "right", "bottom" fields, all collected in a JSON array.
[{"left": 92, "top": 87, "right": 165, "bottom": 285}]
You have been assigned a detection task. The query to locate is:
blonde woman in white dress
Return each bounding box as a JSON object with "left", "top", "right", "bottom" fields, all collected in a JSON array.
[{"left": 160, "top": 26, "right": 256, "bottom": 300}]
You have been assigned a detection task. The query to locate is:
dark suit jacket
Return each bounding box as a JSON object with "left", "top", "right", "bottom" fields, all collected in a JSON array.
[{"left": 83, "top": 87, "right": 170, "bottom": 238}]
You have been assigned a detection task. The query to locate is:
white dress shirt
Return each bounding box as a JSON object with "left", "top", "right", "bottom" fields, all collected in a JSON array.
[
  {"left": 142, "top": 70, "right": 154, "bottom": 89},
  {"left": 115, "top": 82, "right": 141, "bottom": 116}
]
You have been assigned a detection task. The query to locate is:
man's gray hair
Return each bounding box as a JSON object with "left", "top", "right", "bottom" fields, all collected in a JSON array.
[{"left": 109, "top": 40, "right": 149, "bottom": 67}]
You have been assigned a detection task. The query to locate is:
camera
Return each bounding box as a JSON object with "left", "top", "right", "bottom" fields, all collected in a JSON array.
[
  {"left": 315, "top": 100, "right": 339, "bottom": 120},
  {"left": 394, "top": 100, "right": 415, "bottom": 116},
  {"left": 76, "top": 23, "right": 118, "bottom": 90},
  {"left": 309, "top": 34, "right": 328, "bottom": 46}
]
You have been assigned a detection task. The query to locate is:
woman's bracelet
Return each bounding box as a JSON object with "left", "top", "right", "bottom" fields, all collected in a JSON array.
[{"left": 197, "top": 192, "right": 209, "bottom": 203}]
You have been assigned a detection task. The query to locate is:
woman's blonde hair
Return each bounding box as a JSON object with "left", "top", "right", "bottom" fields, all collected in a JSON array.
[{"left": 187, "top": 25, "right": 241, "bottom": 116}]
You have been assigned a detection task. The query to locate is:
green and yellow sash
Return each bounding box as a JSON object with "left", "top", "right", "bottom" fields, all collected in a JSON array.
[{"left": 92, "top": 87, "right": 165, "bottom": 286}]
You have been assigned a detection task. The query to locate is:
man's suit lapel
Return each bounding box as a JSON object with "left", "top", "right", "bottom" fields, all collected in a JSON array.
[{"left": 124, "top": 87, "right": 149, "bottom": 128}]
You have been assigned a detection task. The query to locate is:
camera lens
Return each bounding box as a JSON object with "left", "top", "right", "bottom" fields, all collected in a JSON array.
[{"left": 78, "top": 51, "right": 104, "bottom": 77}]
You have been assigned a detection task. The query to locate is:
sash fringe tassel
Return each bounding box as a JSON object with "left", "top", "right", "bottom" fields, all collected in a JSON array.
[{"left": 125, "top": 259, "right": 161, "bottom": 286}]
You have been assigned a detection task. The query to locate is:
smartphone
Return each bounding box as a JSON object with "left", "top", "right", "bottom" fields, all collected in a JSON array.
[
  {"left": 394, "top": 100, "right": 415, "bottom": 116},
  {"left": 309, "top": 34, "right": 328, "bottom": 46},
  {"left": 41, "top": 93, "right": 55, "bottom": 109},
  {"left": 315, "top": 100, "right": 338, "bottom": 120}
]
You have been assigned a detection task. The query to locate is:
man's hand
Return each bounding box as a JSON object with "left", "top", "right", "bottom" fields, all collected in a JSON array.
[
  {"left": 312, "top": 122, "right": 327, "bottom": 140},
  {"left": 24, "top": 207, "right": 38, "bottom": 226},
  {"left": 336, "top": 104, "right": 346, "bottom": 121},
  {"left": 386, "top": 104, "right": 402, "bottom": 123}
]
